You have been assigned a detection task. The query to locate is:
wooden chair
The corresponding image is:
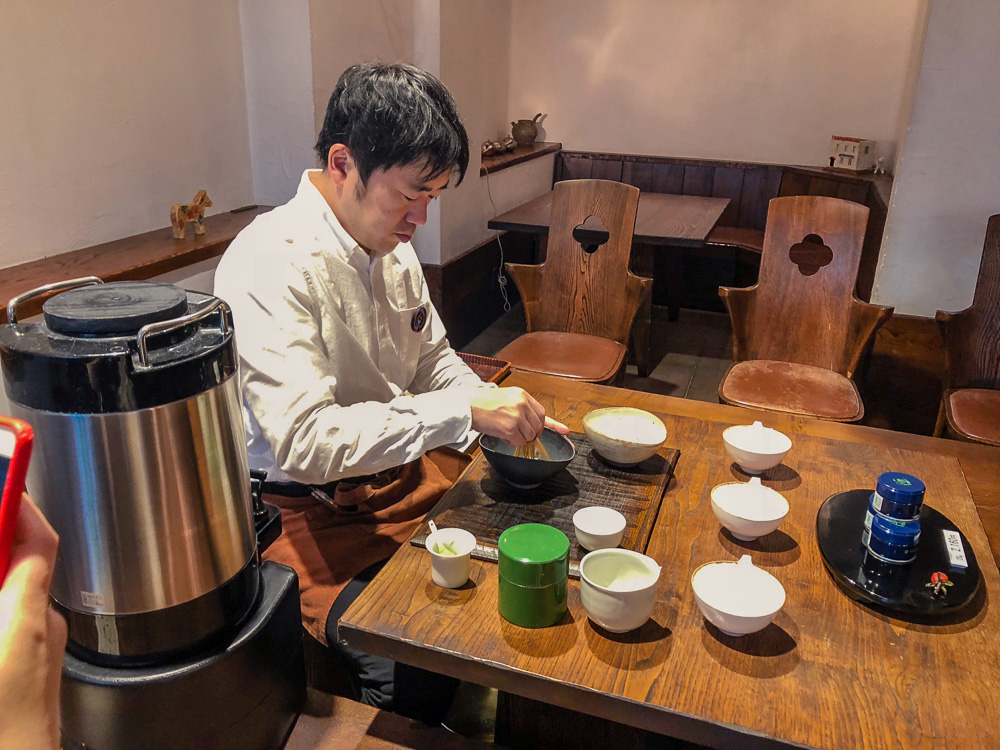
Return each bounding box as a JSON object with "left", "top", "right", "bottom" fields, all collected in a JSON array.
[
  {"left": 935, "top": 214, "right": 1000, "bottom": 446},
  {"left": 717, "top": 195, "right": 893, "bottom": 422},
  {"left": 496, "top": 179, "right": 652, "bottom": 384}
]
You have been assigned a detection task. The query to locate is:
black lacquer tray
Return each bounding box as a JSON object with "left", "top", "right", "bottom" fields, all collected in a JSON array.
[{"left": 816, "top": 489, "right": 981, "bottom": 614}]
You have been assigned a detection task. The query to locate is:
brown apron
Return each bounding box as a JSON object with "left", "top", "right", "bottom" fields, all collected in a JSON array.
[{"left": 262, "top": 447, "right": 470, "bottom": 644}]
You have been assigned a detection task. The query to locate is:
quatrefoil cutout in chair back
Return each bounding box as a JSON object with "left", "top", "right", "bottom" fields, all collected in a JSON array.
[
  {"left": 572, "top": 215, "right": 610, "bottom": 254},
  {"left": 788, "top": 233, "right": 834, "bottom": 276}
]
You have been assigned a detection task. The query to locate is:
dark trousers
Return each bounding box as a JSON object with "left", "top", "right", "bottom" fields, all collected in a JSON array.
[{"left": 325, "top": 559, "right": 460, "bottom": 725}]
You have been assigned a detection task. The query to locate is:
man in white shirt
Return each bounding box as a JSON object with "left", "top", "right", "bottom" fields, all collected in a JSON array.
[{"left": 214, "top": 62, "right": 565, "bottom": 723}]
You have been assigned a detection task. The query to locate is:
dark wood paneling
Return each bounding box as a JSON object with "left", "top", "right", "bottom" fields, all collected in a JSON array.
[
  {"left": 711, "top": 166, "right": 744, "bottom": 227},
  {"left": 807, "top": 177, "right": 841, "bottom": 197},
  {"left": 738, "top": 167, "right": 782, "bottom": 230},
  {"left": 423, "top": 233, "right": 533, "bottom": 351},
  {"left": 651, "top": 163, "right": 685, "bottom": 193},
  {"left": 836, "top": 181, "right": 869, "bottom": 204},
  {"left": 591, "top": 158, "right": 624, "bottom": 182},
  {"left": 778, "top": 170, "right": 811, "bottom": 198},
  {"left": 682, "top": 165, "right": 714, "bottom": 197},
  {"left": 559, "top": 154, "right": 594, "bottom": 180},
  {"left": 622, "top": 160, "right": 654, "bottom": 192}
]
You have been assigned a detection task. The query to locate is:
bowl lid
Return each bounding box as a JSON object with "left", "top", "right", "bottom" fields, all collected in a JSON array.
[
  {"left": 724, "top": 421, "right": 792, "bottom": 454},
  {"left": 875, "top": 472, "right": 925, "bottom": 504},
  {"left": 498, "top": 523, "right": 569, "bottom": 587},
  {"left": 692, "top": 555, "right": 785, "bottom": 617},
  {"left": 711, "top": 478, "right": 788, "bottom": 521}
]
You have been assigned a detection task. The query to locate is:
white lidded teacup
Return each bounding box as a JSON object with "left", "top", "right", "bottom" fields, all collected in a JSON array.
[
  {"left": 691, "top": 555, "right": 785, "bottom": 636},
  {"left": 722, "top": 421, "right": 792, "bottom": 474},
  {"left": 711, "top": 477, "right": 789, "bottom": 541}
]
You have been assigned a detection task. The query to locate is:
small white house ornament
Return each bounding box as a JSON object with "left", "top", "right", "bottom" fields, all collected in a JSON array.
[{"left": 828, "top": 135, "right": 877, "bottom": 172}]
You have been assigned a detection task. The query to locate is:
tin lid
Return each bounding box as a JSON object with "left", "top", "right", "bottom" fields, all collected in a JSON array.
[
  {"left": 870, "top": 514, "right": 921, "bottom": 545},
  {"left": 875, "top": 472, "right": 925, "bottom": 504},
  {"left": 498, "top": 523, "right": 569, "bottom": 587}
]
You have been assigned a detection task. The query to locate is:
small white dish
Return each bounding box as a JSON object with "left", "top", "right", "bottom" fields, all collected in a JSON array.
[
  {"left": 691, "top": 555, "right": 785, "bottom": 636},
  {"left": 711, "top": 477, "right": 789, "bottom": 541},
  {"left": 580, "top": 548, "right": 662, "bottom": 633},
  {"left": 722, "top": 421, "right": 791, "bottom": 474},
  {"left": 583, "top": 407, "right": 667, "bottom": 467},
  {"left": 426, "top": 527, "right": 476, "bottom": 589},
  {"left": 573, "top": 506, "right": 627, "bottom": 551}
]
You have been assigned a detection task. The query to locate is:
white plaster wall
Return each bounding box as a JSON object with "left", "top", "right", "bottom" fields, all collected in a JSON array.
[
  {"left": 309, "top": 0, "right": 415, "bottom": 137},
  {"left": 508, "top": 0, "right": 925, "bottom": 167},
  {"left": 440, "top": 0, "right": 536, "bottom": 265},
  {"left": 0, "top": 0, "right": 253, "bottom": 268},
  {"left": 239, "top": 0, "right": 316, "bottom": 207},
  {"left": 875, "top": 2, "right": 1000, "bottom": 316}
]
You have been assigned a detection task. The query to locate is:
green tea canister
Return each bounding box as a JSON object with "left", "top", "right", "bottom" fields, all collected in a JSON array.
[{"left": 497, "top": 523, "right": 570, "bottom": 628}]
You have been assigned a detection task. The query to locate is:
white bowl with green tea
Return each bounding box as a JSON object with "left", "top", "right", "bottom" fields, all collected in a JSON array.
[{"left": 426, "top": 527, "right": 476, "bottom": 588}]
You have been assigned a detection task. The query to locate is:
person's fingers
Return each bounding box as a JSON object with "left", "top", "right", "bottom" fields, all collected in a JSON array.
[
  {"left": 11, "top": 495, "right": 59, "bottom": 577},
  {"left": 44, "top": 608, "right": 67, "bottom": 742},
  {"left": 544, "top": 417, "right": 570, "bottom": 434},
  {"left": 516, "top": 417, "right": 536, "bottom": 445},
  {"left": 521, "top": 402, "right": 544, "bottom": 437}
]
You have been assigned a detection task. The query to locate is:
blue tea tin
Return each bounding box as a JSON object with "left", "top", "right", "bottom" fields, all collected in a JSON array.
[
  {"left": 862, "top": 514, "right": 920, "bottom": 564},
  {"left": 871, "top": 472, "right": 925, "bottom": 521}
]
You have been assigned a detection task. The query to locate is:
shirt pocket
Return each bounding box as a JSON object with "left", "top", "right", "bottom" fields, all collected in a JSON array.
[{"left": 387, "top": 302, "right": 428, "bottom": 375}]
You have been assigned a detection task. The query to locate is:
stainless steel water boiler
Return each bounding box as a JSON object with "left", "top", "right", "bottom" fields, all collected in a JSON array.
[{"left": 0, "top": 277, "right": 259, "bottom": 665}]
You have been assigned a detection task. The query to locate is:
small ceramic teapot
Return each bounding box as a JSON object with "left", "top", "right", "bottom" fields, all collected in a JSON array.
[{"left": 511, "top": 113, "right": 543, "bottom": 146}]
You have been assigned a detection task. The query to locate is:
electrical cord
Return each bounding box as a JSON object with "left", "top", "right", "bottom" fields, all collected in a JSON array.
[{"left": 482, "top": 163, "right": 512, "bottom": 312}]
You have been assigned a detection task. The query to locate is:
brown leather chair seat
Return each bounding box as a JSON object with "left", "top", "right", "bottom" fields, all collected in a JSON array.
[
  {"left": 719, "top": 359, "right": 864, "bottom": 422},
  {"left": 944, "top": 388, "right": 1000, "bottom": 446},
  {"left": 707, "top": 226, "right": 765, "bottom": 254},
  {"left": 497, "top": 330, "right": 626, "bottom": 383}
]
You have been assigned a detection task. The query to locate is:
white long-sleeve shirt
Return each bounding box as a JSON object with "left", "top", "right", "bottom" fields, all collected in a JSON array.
[{"left": 213, "top": 170, "right": 489, "bottom": 484}]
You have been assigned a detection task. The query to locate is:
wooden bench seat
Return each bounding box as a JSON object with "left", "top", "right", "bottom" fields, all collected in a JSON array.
[{"left": 705, "top": 225, "right": 764, "bottom": 254}]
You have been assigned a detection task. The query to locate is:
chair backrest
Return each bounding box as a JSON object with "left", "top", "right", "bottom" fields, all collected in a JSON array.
[
  {"left": 522, "top": 179, "right": 642, "bottom": 343},
  {"left": 937, "top": 214, "right": 1000, "bottom": 389},
  {"left": 740, "top": 195, "right": 871, "bottom": 372}
]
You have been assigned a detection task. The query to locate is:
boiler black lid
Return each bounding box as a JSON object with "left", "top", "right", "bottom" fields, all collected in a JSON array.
[
  {"left": 43, "top": 282, "right": 189, "bottom": 336},
  {"left": 0, "top": 284, "right": 237, "bottom": 414}
]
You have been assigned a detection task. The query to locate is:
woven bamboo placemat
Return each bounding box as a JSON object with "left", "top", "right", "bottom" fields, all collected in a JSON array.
[{"left": 411, "top": 433, "right": 679, "bottom": 577}]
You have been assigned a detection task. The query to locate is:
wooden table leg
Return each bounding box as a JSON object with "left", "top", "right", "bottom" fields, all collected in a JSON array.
[
  {"left": 630, "top": 244, "right": 654, "bottom": 377},
  {"left": 661, "top": 246, "right": 685, "bottom": 322}
]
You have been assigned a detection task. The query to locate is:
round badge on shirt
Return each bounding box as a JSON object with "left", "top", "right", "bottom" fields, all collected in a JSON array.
[{"left": 411, "top": 306, "right": 428, "bottom": 333}]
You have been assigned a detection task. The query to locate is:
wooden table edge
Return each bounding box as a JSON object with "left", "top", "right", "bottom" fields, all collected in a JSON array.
[{"left": 338, "top": 612, "right": 800, "bottom": 750}]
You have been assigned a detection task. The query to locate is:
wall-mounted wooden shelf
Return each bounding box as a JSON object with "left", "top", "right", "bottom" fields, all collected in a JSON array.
[
  {"left": 480, "top": 142, "right": 561, "bottom": 176},
  {"left": 0, "top": 205, "right": 271, "bottom": 324}
]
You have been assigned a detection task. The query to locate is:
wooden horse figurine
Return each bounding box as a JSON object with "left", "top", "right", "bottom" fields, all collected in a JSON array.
[{"left": 170, "top": 190, "right": 213, "bottom": 239}]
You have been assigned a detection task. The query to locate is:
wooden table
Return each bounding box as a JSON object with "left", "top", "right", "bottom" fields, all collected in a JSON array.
[
  {"left": 340, "top": 372, "right": 1000, "bottom": 749},
  {"left": 489, "top": 191, "right": 730, "bottom": 249},
  {"left": 489, "top": 191, "right": 730, "bottom": 375}
]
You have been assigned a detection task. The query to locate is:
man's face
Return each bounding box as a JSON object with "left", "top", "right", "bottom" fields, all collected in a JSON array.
[{"left": 339, "top": 160, "right": 451, "bottom": 256}]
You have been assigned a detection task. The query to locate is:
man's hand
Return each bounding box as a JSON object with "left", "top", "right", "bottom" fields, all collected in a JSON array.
[
  {"left": 0, "top": 495, "right": 67, "bottom": 750},
  {"left": 469, "top": 387, "right": 569, "bottom": 447}
]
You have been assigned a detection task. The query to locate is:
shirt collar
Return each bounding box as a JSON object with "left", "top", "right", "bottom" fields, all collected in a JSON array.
[{"left": 293, "top": 169, "right": 366, "bottom": 263}]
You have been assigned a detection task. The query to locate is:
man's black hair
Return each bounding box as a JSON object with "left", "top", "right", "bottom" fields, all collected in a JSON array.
[{"left": 315, "top": 62, "right": 470, "bottom": 187}]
